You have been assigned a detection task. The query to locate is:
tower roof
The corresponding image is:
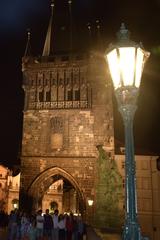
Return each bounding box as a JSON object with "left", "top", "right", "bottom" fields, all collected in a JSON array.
[{"left": 42, "top": 1, "right": 54, "bottom": 57}]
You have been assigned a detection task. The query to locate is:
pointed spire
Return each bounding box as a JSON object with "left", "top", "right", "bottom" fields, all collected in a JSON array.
[
  {"left": 68, "top": 0, "right": 73, "bottom": 53},
  {"left": 42, "top": 0, "right": 55, "bottom": 57},
  {"left": 24, "top": 29, "right": 31, "bottom": 57}
]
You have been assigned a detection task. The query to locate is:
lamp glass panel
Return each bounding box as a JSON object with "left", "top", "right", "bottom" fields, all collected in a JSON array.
[
  {"left": 119, "top": 47, "right": 135, "bottom": 87},
  {"left": 107, "top": 49, "right": 120, "bottom": 89},
  {"left": 135, "top": 48, "right": 144, "bottom": 88}
]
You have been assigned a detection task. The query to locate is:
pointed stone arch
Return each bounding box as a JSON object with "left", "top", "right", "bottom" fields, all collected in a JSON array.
[{"left": 27, "top": 166, "right": 86, "bottom": 213}]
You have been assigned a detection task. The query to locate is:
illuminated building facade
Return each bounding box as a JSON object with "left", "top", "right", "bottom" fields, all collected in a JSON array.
[{"left": 17, "top": 2, "right": 160, "bottom": 239}]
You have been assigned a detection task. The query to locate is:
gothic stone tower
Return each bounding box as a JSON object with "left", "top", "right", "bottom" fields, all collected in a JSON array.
[{"left": 20, "top": 3, "right": 114, "bottom": 218}]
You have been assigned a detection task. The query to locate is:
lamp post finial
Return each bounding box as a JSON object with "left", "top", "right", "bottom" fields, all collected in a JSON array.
[{"left": 117, "top": 23, "right": 130, "bottom": 41}]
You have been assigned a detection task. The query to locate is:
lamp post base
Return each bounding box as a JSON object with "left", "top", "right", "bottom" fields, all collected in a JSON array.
[{"left": 122, "top": 222, "right": 149, "bottom": 240}]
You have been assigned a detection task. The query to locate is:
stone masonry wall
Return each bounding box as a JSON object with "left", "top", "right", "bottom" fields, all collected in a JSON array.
[
  {"left": 21, "top": 54, "right": 115, "bottom": 212},
  {"left": 21, "top": 156, "right": 96, "bottom": 198}
]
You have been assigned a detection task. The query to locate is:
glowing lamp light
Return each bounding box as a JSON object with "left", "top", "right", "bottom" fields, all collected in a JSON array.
[
  {"left": 13, "top": 203, "right": 18, "bottom": 209},
  {"left": 105, "top": 24, "right": 150, "bottom": 91},
  {"left": 88, "top": 199, "right": 93, "bottom": 206},
  {"left": 106, "top": 47, "right": 146, "bottom": 89}
]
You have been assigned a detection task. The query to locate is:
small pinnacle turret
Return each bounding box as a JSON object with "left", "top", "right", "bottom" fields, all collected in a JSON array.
[
  {"left": 42, "top": 0, "right": 55, "bottom": 56},
  {"left": 68, "top": 0, "right": 73, "bottom": 53},
  {"left": 24, "top": 29, "right": 31, "bottom": 57}
]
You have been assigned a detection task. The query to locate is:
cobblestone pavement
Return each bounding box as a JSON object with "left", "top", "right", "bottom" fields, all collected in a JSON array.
[
  {"left": 0, "top": 228, "right": 7, "bottom": 240},
  {"left": 0, "top": 227, "right": 98, "bottom": 240},
  {"left": 0, "top": 226, "right": 121, "bottom": 240},
  {"left": 86, "top": 226, "right": 121, "bottom": 240},
  {"left": 86, "top": 226, "right": 102, "bottom": 239}
]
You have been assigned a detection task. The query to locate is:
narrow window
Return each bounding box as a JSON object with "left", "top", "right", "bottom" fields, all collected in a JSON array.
[
  {"left": 46, "top": 91, "right": 51, "bottom": 102},
  {"left": 67, "top": 90, "right": 73, "bottom": 101},
  {"left": 74, "top": 89, "right": 80, "bottom": 100},
  {"left": 44, "top": 79, "right": 47, "bottom": 86},
  {"left": 59, "top": 78, "right": 63, "bottom": 85},
  {"left": 39, "top": 91, "right": 43, "bottom": 102}
]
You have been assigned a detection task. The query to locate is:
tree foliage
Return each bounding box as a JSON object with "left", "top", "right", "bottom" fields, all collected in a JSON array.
[{"left": 95, "top": 145, "right": 123, "bottom": 229}]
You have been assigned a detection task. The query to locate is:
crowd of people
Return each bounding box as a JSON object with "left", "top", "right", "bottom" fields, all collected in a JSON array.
[{"left": 0, "top": 209, "right": 86, "bottom": 240}]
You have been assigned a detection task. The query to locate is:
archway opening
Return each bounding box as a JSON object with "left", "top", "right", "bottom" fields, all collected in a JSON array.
[
  {"left": 42, "top": 175, "right": 82, "bottom": 215},
  {"left": 28, "top": 167, "right": 85, "bottom": 216}
]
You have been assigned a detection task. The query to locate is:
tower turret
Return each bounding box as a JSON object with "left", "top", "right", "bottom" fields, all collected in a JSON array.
[{"left": 22, "top": 29, "right": 32, "bottom": 72}]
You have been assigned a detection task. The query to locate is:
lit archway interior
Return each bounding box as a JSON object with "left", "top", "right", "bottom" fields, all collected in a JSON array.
[{"left": 27, "top": 167, "right": 86, "bottom": 215}]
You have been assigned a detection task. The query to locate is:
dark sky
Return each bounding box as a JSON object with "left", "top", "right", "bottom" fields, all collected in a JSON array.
[{"left": 0, "top": 0, "right": 160, "bottom": 167}]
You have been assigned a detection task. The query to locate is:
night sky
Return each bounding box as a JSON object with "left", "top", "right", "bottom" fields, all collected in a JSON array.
[{"left": 0, "top": 0, "right": 160, "bottom": 168}]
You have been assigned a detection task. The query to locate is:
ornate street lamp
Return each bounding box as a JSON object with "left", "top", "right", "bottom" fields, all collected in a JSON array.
[{"left": 105, "top": 23, "right": 150, "bottom": 240}]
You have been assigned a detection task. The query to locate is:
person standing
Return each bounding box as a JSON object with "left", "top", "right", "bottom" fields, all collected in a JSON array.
[
  {"left": 58, "top": 214, "right": 66, "bottom": 240},
  {"left": 66, "top": 214, "right": 73, "bottom": 240},
  {"left": 52, "top": 209, "right": 59, "bottom": 240},
  {"left": 28, "top": 219, "right": 37, "bottom": 240},
  {"left": 21, "top": 211, "right": 30, "bottom": 239},
  {"left": 36, "top": 209, "right": 44, "bottom": 240},
  {"left": 43, "top": 209, "right": 53, "bottom": 240},
  {"left": 8, "top": 209, "right": 18, "bottom": 240},
  {"left": 77, "top": 216, "right": 85, "bottom": 240}
]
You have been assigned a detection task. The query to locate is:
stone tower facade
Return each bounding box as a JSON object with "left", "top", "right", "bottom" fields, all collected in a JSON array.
[
  {"left": 21, "top": 52, "right": 114, "bottom": 215},
  {"left": 20, "top": 2, "right": 115, "bottom": 217}
]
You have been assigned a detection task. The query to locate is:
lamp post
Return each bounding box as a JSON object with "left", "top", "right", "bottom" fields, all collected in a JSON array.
[{"left": 105, "top": 23, "right": 150, "bottom": 240}]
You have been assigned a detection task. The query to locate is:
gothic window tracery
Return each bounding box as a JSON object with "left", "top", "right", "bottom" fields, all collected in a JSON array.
[
  {"left": 26, "top": 66, "right": 91, "bottom": 109},
  {"left": 50, "top": 117, "right": 63, "bottom": 133},
  {"left": 51, "top": 86, "right": 57, "bottom": 101},
  {"left": 58, "top": 85, "right": 64, "bottom": 101}
]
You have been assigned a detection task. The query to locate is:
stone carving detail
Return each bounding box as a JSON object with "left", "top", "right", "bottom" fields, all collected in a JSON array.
[
  {"left": 50, "top": 117, "right": 63, "bottom": 133},
  {"left": 50, "top": 117, "right": 64, "bottom": 150},
  {"left": 24, "top": 66, "right": 91, "bottom": 110}
]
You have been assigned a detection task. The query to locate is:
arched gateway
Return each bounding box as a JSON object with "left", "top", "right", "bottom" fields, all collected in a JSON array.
[{"left": 27, "top": 166, "right": 85, "bottom": 214}]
